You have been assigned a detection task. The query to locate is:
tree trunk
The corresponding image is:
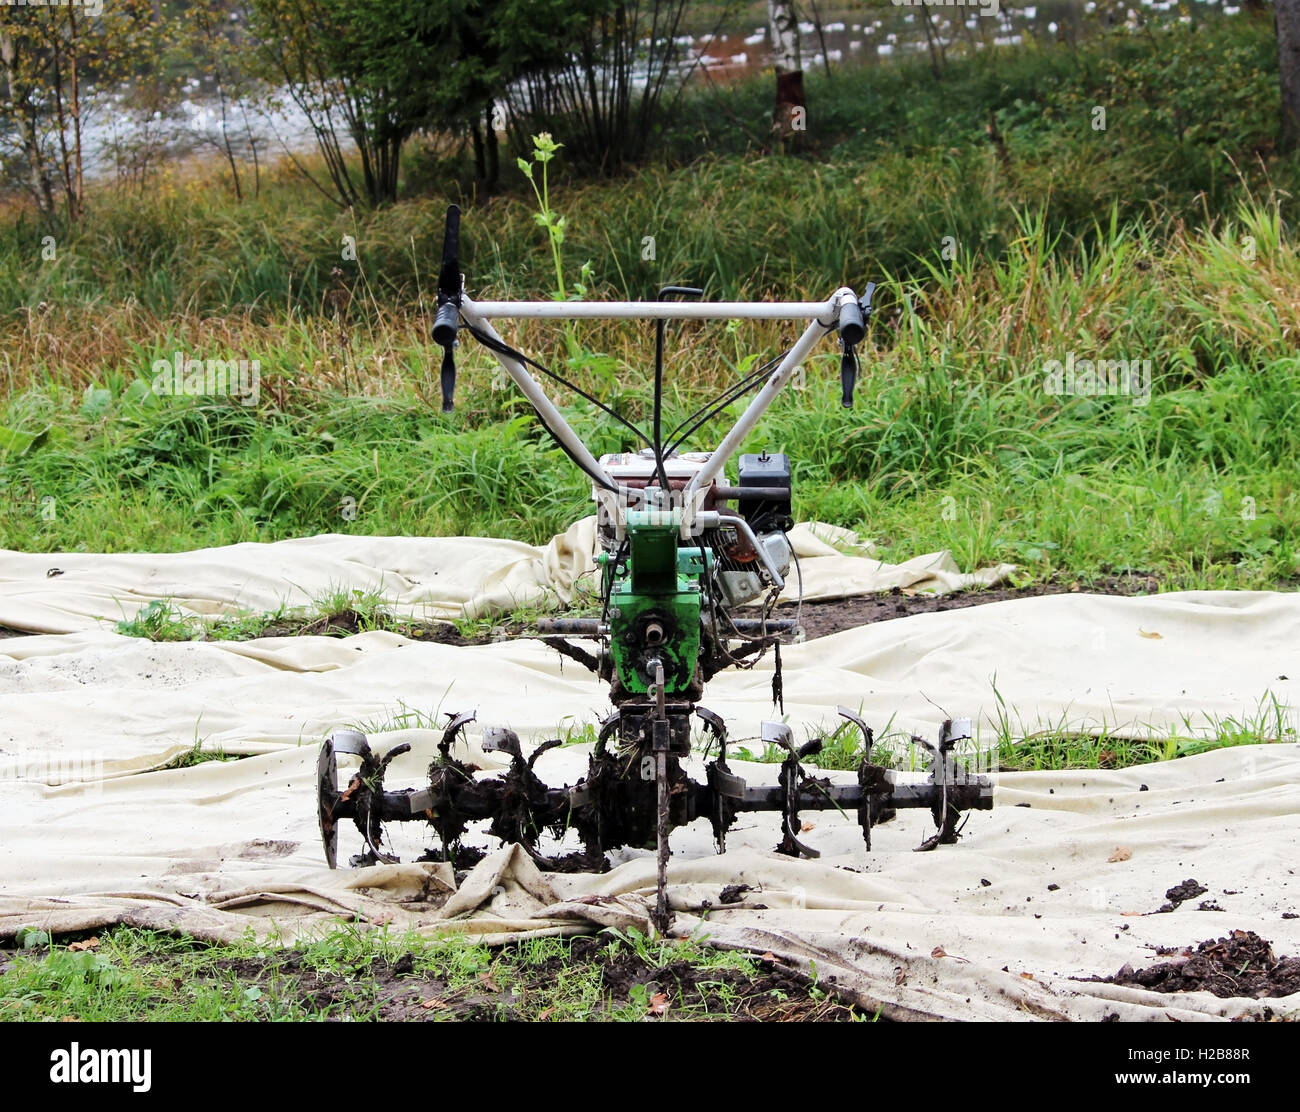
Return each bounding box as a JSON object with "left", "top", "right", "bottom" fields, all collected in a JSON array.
[
  {"left": 1280, "top": 0, "right": 1300, "bottom": 151},
  {"left": 919, "top": 3, "right": 946, "bottom": 80},
  {"left": 67, "top": 4, "right": 83, "bottom": 220},
  {"left": 216, "top": 76, "right": 243, "bottom": 201},
  {"left": 485, "top": 102, "right": 499, "bottom": 188},
  {"left": 50, "top": 33, "right": 77, "bottom": 220},
  {"left": 807, "top": 0, "right": 833, "bottom": 78},
  {"left": 471, "top": 118, "right": 485, "bottom": 182},
  {"left": 1, "top": 32, "right": 54, "bottom": 217},
  {"left": 767, "top": 0, "right": 804, "bottom": 144},
  {"left": 237, "top": 98, "right": 262, "bottom": 197}
]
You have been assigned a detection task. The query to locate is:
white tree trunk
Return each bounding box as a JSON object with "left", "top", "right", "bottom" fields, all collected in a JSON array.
[
  {"left": 767, "top": 0, "right": 806, "bottom": 143},
  {"left": 768, "top": 0, "right": 801, "bottom": 74},
  {"left": 68, "top": 4, "right": 83, "bottom": 219}
]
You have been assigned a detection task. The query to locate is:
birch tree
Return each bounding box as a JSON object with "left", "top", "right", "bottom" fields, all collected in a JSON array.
[
  {"left": 0, "top": 2, "right": 159, "bottom": 221},
  {"left": 767, "top": 0, "right": 805, "bottom": 144}
]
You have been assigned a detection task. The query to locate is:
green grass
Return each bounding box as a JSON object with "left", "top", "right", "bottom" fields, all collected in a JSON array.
[
  {"left": 6, "top": 197, "right": 1299, "bottom": 590},
  {"left": 115, "top": 598, "right": 204, "bottom": 641},
  {"left": 0, "top": 923, "right": 860, "bottom": 1022},
  {"left": 155, "top": 715, "right": 238, "bottom": 769},
  {"left": 990, "top": 690, "right": 1300, "bottom": 772},
  {"left": 110, "top": 592, "right": 578, "bottom": 657},
  {"left": 116, "top": 587, "right": 409, "bottom": 642},
  {"left": 8, "top": 233, "right": 1300, "bottom": 589},
  {"left": 347, "top": 693, "right": 459, "bottom": 735},
  {"left": 161, "top": 740, "right": 234, "bottom": 770},
  {"left": 1, "top": 26, "right": 1296, "bottom": 601},
  {"left": 725, "top": 687, "right": 1298, "bottom": 774}
]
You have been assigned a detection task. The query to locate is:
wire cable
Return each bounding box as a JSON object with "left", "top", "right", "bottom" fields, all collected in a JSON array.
[
  {"left": 461, "top": 321, "right": 651, "bottom": 447},
  {"left": 663, "top": 351, "right": 782, "bottom": 455},
  {"left": 458, "top": 321, "right": 646, "bottom": 493},
  {"left": 664, "top": 323, "right": 834, "bottom": 456}
]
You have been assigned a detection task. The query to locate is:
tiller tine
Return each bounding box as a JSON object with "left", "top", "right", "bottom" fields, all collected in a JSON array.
[
  {"left": 727, "top": 712, "right": 993, "bottom": 858},
  {"left": 317, "top": 728, "right": 411, "bottom": 868},
  {"left": 767, "top": 721, "right": 826, "bottom": 859},
  {"left": 316, "top": 731, "right": 348, "bottom": 870},
  {"left": 438, "top": 709, "right": 478, "bottom": 757},
  {"left": 315, "top": 706, "right": 994, "bottom": 878},
  {"left": 913, "top": 718, "right": 975, "bottom": 852},
  {"left": 697, "top": 706, "right": 741, "bottom": 854},
  {"left": 480, "top": 726, "right": 566, "bottom": 857}
]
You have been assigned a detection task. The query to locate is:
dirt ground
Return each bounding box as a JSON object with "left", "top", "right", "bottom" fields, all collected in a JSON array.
[
  {"left": 1100, "top": 930, "right": 1300, "bottom": 1002},
  {"left": 1081, "top": 880, "right": 1300, "bottom": 1007},
  {"left": 759, "top": 574, "right": 1162, "bottom": 641},
  {"left": 0, "top": 572, "right": 1167, "bottom": 644},
  {"left": 319, "top": 574, "right": 1167, "bottom": 647},
  {"left": 203, "top": 935, "right": 860, "bottom": 1021}
]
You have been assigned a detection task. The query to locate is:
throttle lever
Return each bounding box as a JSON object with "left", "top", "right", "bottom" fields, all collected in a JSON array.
[
  {"left": 433, "top": 205, "right": 462, "bottom": 412},
  {"left": 839, "top": 348, "right": 858, "bottom": 409},
  {"left": 836, "top": 282, "right": 876, "bottom": 409}
]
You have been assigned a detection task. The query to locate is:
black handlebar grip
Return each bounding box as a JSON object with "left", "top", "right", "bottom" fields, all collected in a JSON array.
[
  {"left": 438, "top": 204, "right": 461, "bottom": 300},
  {"left": 432, "top": 301, "right": 459, "bottom": 348},
  {"left": 434, "top": 301, "right": 459, "bottom": 413},
  {"left": 841, "top": 349, "right": 858, "bottom": 409},
  {"left": 837, "top": 295, "right": 865, "bottom": 347},
  {"left": 432, "top": 205, "right": 462, "bottom": 412}
]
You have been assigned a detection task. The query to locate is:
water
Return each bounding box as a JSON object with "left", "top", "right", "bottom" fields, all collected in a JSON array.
[{"left": 5, "top": 1, "right": 1249, "bottom": 188}]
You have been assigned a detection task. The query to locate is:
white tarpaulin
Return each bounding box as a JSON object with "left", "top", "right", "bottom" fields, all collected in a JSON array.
[
  {"left": 0, "top": 519, "right": 1015, "bottom": 635},
  {"left": 0, "top": 532, "right": 1297, "bottom": 1021}
]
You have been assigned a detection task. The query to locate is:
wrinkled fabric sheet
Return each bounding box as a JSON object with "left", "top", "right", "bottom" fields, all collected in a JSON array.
[
  {"left": 0, "top": 520, "right": 1014, "bottom": 634},
  {"left": 1, "top": 586, "right": 1298, "bottom": 1020}
]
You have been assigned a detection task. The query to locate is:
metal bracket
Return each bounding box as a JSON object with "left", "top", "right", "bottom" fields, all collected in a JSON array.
[{"left": 647, "top": 663, "right": 674, "bottom": 932}]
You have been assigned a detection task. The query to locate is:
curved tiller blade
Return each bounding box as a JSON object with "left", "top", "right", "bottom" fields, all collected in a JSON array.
[{"left": 317, "top": 729, "right": 371, "bottom": 869}]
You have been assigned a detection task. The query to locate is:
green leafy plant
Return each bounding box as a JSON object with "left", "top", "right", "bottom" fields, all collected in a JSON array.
[
  {"left": 517, "top": 132, "right": 603, "bottom": 371},
  {"left": 517, "top": 133, "right": 573, "bottom": 302},
  {"left": 59, "top": 950, "right": 127, "bottom": 988},
  {"left": 15, "top": 927, "right": 51, "bottom": 949},
  {"left": 116, "top": 599, "right": 204, "bottom": 641}
]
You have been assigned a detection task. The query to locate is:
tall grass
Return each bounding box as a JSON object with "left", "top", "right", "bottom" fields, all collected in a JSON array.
[
  {"left": 3, "top": 197, "right": 1297, "bottom": 590},
  {"left": 1, "top": 22, "right": 1296, "bottom": 588}
]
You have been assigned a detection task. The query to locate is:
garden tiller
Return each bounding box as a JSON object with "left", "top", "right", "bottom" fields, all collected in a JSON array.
[{"left": 317, "top": 206, "right": 994, "bottom": 927}]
